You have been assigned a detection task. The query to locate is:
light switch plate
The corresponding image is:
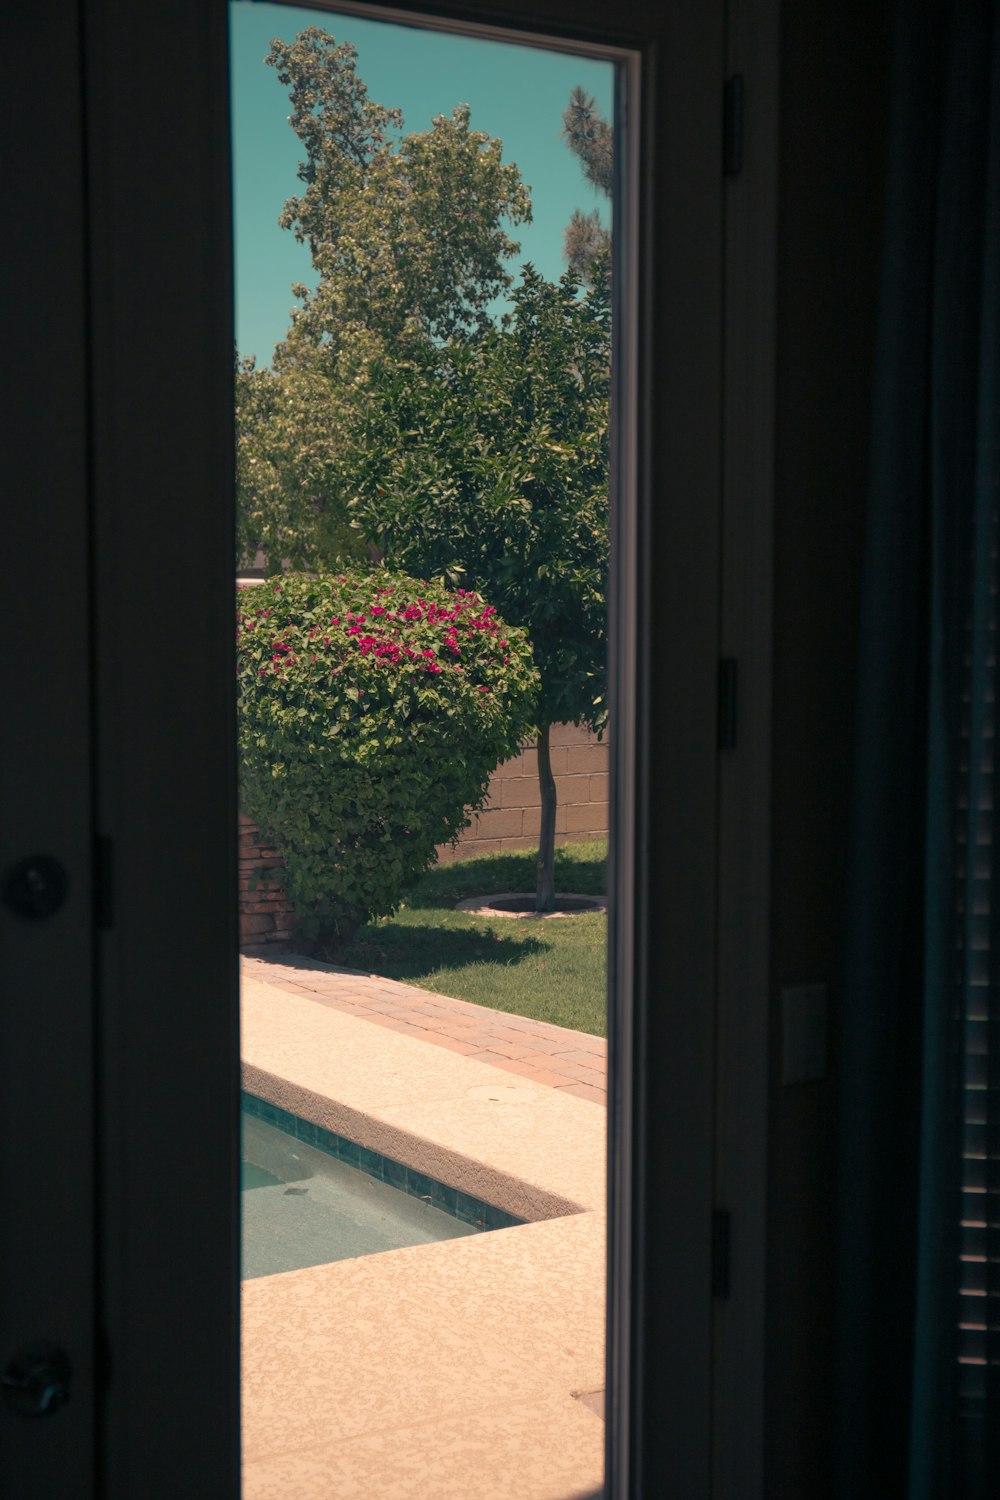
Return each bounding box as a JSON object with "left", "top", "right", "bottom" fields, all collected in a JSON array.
[{"left": 781, "top": 983, "right": 828, "bottom": 1084}]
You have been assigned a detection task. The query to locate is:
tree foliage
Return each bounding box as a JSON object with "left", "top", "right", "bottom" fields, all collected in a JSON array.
[
  {"left": 236, "top": 26, "right": 533, "bottom": 570},
  {"left": 267, "top": 26, "right": 532, "bottom": 360},
  {"left": 237, "top": 571, "right": 538, "bottom": 950},
  {"left": 562, "top": 85, "right": 613, "bottom": 194},
  {"left": 561, "top": 86, "right": 613, "bottom": 280},
  {"left": 235, "top": 355, "right": 364, "bottom": 571},
  {"left": 344, "top": 264, "right": 609, "bottom": 909},
  {"left": 345, "top": 265, "right": 610, "bottom": 735}
]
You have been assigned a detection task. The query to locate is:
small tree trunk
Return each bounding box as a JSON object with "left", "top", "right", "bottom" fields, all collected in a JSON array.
[{"left": 536, "top": 722, "right": 557, "bottom": 913}]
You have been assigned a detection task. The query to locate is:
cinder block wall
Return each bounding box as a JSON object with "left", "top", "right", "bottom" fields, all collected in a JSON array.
[{"left": 435, "top": 722, "right": 609, "bottom": 863}]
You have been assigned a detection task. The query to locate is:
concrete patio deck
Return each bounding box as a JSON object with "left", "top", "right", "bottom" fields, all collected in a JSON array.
[
  {"left": 240, "top": 953, "right": 608, "bottom": 1105},
  {"left": 240, "top": 965, "right": 607, "bottom": 1500}
]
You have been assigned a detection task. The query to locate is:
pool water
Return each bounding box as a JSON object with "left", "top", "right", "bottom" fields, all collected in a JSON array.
[
  {"left": 241, "top": 1158, "right": 281, "bottom": 1192},
  {"left": 241, "top": 1108, "right": 481, "bottom": 1278}
]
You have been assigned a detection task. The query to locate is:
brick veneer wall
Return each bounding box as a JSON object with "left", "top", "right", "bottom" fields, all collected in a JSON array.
[
  {"left": 238, "top": 811, "right": 297, "bottom": 953},
  {"left": 237, "top": 722, "right": 609, "bottom": 946}
]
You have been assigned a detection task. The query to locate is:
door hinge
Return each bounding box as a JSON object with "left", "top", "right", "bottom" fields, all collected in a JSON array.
[
  {"left": 712, "top": 1207, "right": 732, "bottom": 1299},
  {"left": 94, "top": 834, "right": 114, "bottom": 930},
  {"left": 718, "top": 658, "right": 738, "bottom": 750},
  {"left": 723, "top": 75, "right": 744, "bottom": 176}
]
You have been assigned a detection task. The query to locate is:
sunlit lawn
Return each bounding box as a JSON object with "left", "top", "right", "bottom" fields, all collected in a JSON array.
[{"left": 339, "top": 839, "right": 607, "bottom": 1037}]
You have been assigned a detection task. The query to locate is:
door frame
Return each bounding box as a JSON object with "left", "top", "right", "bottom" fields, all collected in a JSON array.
[
  {"left": 0, "top": 0, "right": 779, "bottom": 1493},
  {"left": 1, "top": 4, "right": 97, "bottom": 1496}
]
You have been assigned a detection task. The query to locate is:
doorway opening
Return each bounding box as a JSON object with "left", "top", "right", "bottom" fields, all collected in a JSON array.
[{"left": 229, "top": 5, "right": 634, "bottom": 1494}]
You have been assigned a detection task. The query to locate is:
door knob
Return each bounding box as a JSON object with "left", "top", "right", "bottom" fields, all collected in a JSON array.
[{"left": 2, "top": 856, "right": 69, "bottom": 920}]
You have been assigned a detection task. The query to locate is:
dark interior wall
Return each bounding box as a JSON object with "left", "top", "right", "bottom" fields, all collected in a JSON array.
[{"left": 766, "top": 1, "right": 893, "bottom": 1492}]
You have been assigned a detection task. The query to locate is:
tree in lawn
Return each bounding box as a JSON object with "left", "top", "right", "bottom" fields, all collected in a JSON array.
[
  {"left": 236, "top": 25, "right": 532, "bottom": 571},
  {"left": 561, "top": 85, "right": 613, "bottom": 281},
  {"left": 346, "top": 265, "right": 610, "bottom": 911}
]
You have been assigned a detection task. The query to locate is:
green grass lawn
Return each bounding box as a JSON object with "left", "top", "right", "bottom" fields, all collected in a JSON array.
[{"left": 338, "top": 839, "right": 607, "bottom": 1037}]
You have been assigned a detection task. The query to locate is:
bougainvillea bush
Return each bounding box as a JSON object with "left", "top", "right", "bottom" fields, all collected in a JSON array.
[{"left": 237, "top": 571, "right": 538, "bottom": 952}]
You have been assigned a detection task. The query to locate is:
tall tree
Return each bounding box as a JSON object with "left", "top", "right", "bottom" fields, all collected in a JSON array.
[
  {"left": 346, "top": 265, "right": 610, "bottom": 911},
  {"left": 268, "top": 26, "right": 531, "bottom": 361},
  {"left": 561, "top": 85, "right": 612, "bottom": 280},
  {"left": 237, "top": 26, "right": 532, "bottom": 570}
]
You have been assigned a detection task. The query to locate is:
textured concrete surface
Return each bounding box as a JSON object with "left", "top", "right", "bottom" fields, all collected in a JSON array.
[
  {"left": 241, "top": 975, "right": 606, "bottom": 1500},
  {"left": 241, "top": 953, "right": 608, "bottom": 1103},
  {"left": 242, "top": 978, "right": 605, "bottom": 1219}
]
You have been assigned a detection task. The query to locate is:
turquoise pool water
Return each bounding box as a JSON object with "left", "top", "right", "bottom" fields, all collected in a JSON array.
[{"left": 241, "top": 1097, "right": 520, "bottom": 1278}]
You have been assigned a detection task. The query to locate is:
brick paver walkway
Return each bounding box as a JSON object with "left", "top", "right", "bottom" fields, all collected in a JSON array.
[{"left": 241, "top": 954, "right": 607, "bottom": 1104}]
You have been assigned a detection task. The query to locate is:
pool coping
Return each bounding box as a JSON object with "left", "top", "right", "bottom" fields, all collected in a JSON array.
[
  {"left": 241, "top": 972, "right": 606, "bottom": 1500},
  {"left": 242, "top": 1059, "right": 589, "bottom": 1226},
  {"left": 241, "top": 973, "right": 604, "bottom": 1219},
  {"left": 242, "top": 1088, "right": 525, "bottom": 1232}
]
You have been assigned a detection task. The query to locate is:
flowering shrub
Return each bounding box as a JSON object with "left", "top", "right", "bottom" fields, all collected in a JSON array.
[{"left": 237, "top": 570, "right": 538, "bottom": 951}]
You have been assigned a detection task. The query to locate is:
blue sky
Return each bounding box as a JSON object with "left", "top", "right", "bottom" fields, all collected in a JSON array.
[{"left": 230, "top": 1, "right": 614, "bottom": 364}]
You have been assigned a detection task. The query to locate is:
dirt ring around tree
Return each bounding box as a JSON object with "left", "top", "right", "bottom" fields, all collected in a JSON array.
[{"left": 454, "top": 892, "right": 607, "bottom": 920}]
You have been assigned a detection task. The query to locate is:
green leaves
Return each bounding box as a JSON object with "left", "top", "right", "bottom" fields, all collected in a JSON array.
[
  {"left": 235, "top": 354, "right": 365, "bottom": 572},
  {"left": 345, "top": 266, "right": 610, "bottom": 733},
  {"left": 267, "top": 29, "right": 530, "bottom": 355},
  {"left": 237, "top": 27, "right": 535, "bottom": 573},
  {"left": 561, "top": 86, "right": 613, "bottom": 282},
  {"left": 237, "top": 571, "right": 539, "bottom": 952}
]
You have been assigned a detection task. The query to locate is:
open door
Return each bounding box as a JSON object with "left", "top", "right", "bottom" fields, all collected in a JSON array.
[{"left": 1, "top": 0, "right": 778, "bottom": 1494}]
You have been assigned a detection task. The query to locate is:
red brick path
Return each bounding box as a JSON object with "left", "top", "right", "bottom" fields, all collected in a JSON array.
[{"left": 240, "top": 954, "right": 607, "bottom": 1105}]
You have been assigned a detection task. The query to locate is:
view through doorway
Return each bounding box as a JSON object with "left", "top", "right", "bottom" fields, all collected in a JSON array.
[{"left": 230, "top": 4, "right": 626, "bottom": 1494}]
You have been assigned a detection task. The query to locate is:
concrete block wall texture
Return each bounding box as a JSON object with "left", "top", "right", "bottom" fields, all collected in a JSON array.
[
  {"left": 236, "top": 724, "right": 609, "bottom": 945},
  {"left": 434, "top": 722, "right": 609, "bottom": 863}
]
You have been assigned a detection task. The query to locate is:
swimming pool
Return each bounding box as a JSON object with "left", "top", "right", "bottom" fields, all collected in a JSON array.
[{"left": 241, "top": 1094, "right": 522, "bottom": 1278}]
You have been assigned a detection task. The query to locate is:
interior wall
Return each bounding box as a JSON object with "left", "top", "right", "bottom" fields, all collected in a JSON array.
[{"left": 766, "top": 1, "right": 893, "bottom": 1492}]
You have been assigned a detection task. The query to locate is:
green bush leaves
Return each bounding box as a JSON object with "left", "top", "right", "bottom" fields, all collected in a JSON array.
[{"left": 237, "top": 570, "right": 538, "bottom": 951}]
